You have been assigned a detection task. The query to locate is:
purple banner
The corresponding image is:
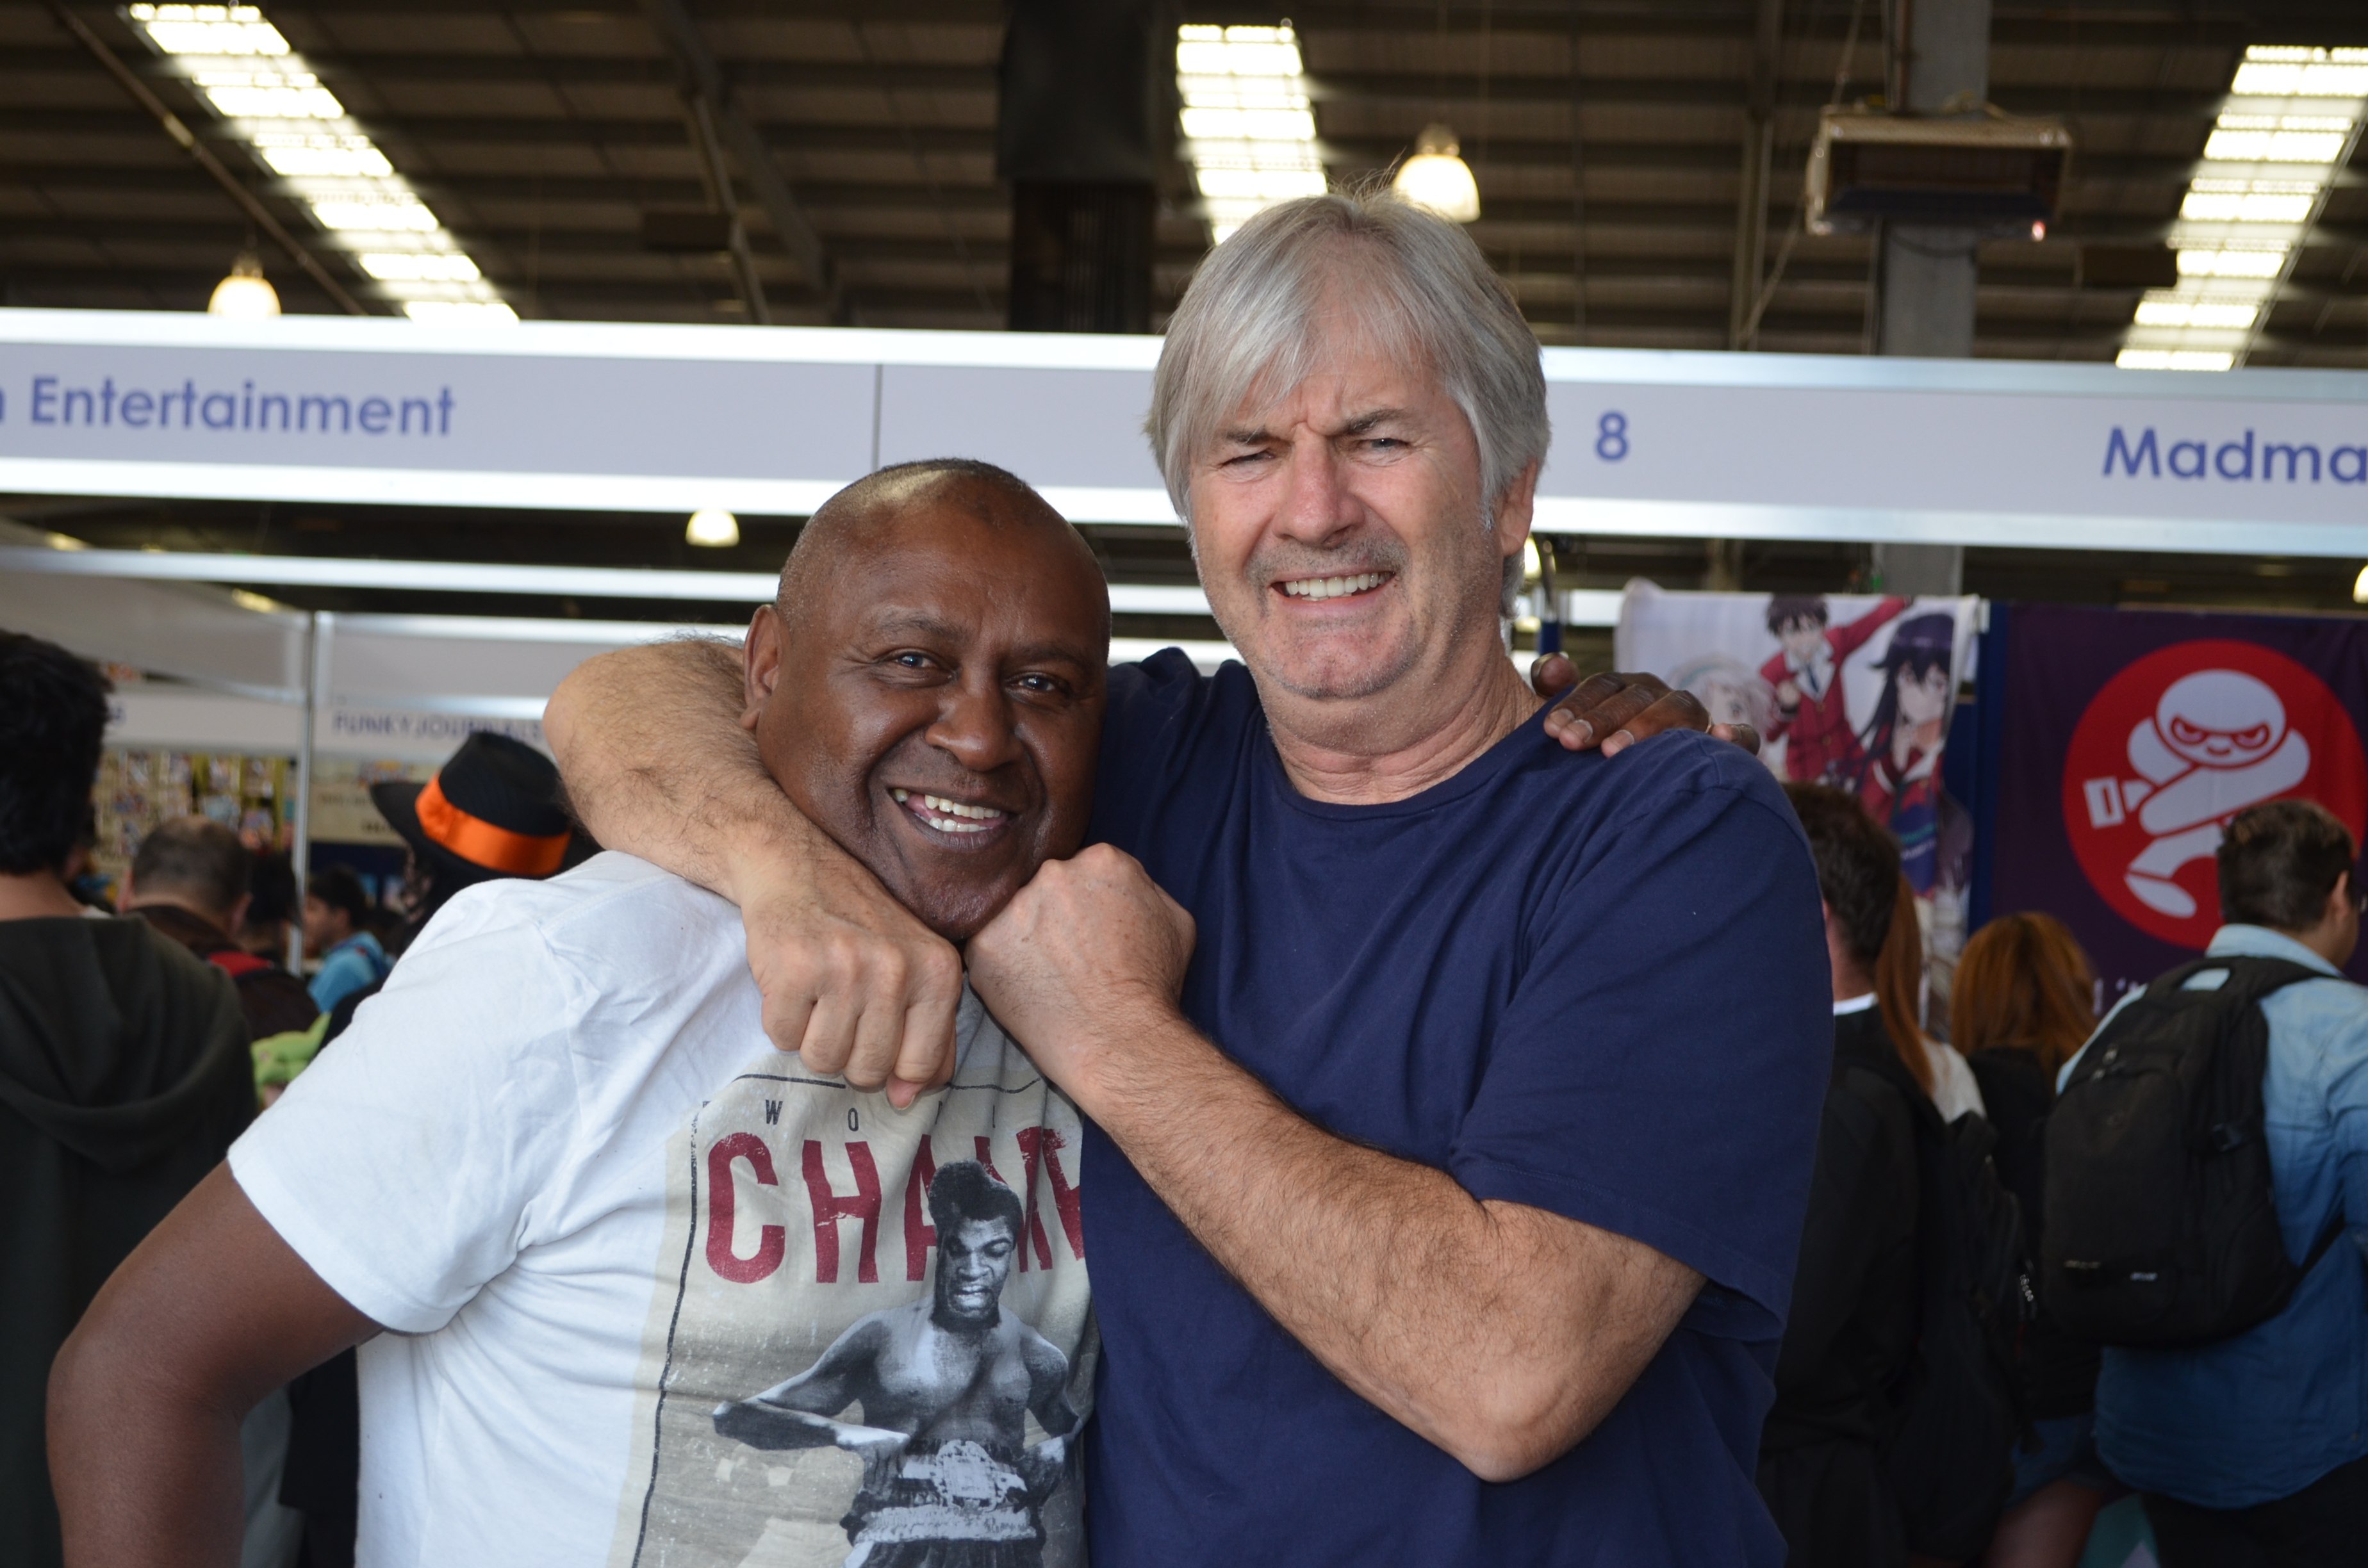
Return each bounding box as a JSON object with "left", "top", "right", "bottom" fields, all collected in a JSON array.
[{"left": 1994, "top": 603, "right": 2368, "bottom": 999}]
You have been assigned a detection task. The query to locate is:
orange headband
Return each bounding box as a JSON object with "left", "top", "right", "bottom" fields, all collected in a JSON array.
[{"left": 414, "top": 775, "right": 569, "bottom": 877}]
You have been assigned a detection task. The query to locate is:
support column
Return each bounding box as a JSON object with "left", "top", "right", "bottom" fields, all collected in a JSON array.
[
  {"left": 998, "top": 0, "right": 1162, "bottom": 333},
  {"left": 288, "top": 611, "right": 325, "bottom": 974},
  {"left": 1727, "top": 0, "right": 1784, "bottom": 350},
  {"left": 1872, "top": 0, "right": 1990, "bottom": 595}
]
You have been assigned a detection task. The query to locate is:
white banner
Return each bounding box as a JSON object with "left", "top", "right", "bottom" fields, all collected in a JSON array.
[{"left": 3, "top": 309, "right": 2364, "bottom": 553}]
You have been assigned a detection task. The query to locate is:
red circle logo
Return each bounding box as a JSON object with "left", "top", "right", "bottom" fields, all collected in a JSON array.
[{"left": 2063, "top": 639, "right": 2368, "bottom": 949}]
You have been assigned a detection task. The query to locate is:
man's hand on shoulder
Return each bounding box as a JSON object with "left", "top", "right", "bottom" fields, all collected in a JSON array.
[
  {"left": 965, "top": 844, "right": 1196, "bottom": 1107},
  {"left": 1528, "top": 658, "right": 1762, "bottom": 758}
]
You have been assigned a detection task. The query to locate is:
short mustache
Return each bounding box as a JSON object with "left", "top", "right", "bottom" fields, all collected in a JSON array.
[{"left": 1244, "top": 537, "right": 1410, "bottom": 585}]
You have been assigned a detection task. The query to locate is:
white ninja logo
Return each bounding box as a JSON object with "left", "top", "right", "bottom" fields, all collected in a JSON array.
[{"left": 2082, "top": 669, "right": 2311, "bottom": 918}]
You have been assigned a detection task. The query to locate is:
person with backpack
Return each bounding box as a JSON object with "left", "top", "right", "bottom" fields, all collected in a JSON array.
[
  {"left": 1761, "top": 785, "right": 2023, "bottom": 1567},
  {"left": 1953, "top": 913, "right": 2110, "bottom": 1568},
  {"left": 300, "top": 865, "right": 389, "bottom": 1017},
  {"left": 2046, "top": 799, "right": 2368, "bottom": 1567}
]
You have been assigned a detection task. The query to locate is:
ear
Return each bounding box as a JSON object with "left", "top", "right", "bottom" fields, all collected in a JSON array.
[
  {"left": 226, "top": 893, "right": 252, "bottom": 935},
  {"left": 1491, "top": 458, "right": 1542, "bottom": 557},
  {"left": 2330, "top": 870, "right": 2354, "bottom": 925},
  {"left": 742, "top": 604, "right": 785, "bottom": 733},
  {"left": 115, "top": 870, "right": 136, "bottom": 913}
]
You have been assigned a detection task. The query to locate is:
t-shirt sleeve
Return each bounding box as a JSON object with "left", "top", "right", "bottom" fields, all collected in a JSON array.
[
  {"left": 228, "top": 899, "right": 592, "bottom": 1334},
  {"left": 1088, "top": 648, "right": 1221, "bottom": 855},
  {"left": 1447, "top": 743, "right": 1832, "bottom": 1343}
]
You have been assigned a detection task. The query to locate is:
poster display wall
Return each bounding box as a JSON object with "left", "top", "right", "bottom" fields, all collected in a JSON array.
[
  {"left": 1619, "top": 582, "right": 1984, "bottom": 1023},
  {"left": 1993, "top": 604, "right": 2368, "bottom": 999}
]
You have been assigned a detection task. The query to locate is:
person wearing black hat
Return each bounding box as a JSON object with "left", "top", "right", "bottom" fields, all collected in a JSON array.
[{"left": 309, "top": 731, "right": 580, "bottom": 1048}]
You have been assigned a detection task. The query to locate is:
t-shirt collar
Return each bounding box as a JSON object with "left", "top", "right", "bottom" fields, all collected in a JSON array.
[
  {"left": 2205, "top": 923, "right": 2344, "bottom": 979},
  {"left": 1832, "top": 992, "right": 1877, "bottom": 1016}
]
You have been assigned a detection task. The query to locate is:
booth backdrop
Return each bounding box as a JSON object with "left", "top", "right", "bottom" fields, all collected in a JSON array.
[{"left": 1989, "top": 602, "right": 2368, "bottom": 998}]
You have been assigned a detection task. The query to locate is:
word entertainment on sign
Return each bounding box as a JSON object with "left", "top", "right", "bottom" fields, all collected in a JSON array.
[
  {"left": 10, "top": 376, "right": 455, "bottom": 437},
  {"left": 2103, "top": 426, "right": 2368, "bottom": 485}
]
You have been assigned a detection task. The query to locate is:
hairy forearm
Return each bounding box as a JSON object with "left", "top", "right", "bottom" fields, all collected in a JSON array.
[
  {"left": 545, "top": 637, "right": 821, "bottom": 902},
  {"left": 1080, "top": 1007, "right": 1700, "bottom": 1481}
]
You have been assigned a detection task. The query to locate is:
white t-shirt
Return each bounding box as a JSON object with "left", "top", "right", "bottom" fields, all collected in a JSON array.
[{"left": 231, "top": 853, "right": 1094, "bottom": 1568}]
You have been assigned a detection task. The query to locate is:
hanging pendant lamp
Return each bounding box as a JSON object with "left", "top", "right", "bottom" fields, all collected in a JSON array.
[
  {"left": 208, "top": 250, "right": 281, "bottom": 318},
  {"left": 1393, "top": 124, "right": 1481, "bottom": 222}
]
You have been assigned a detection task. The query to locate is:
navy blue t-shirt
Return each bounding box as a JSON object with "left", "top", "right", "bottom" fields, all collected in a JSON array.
[{"left": 1080, "top": 650, "right": 1830, "bottom": 1566}]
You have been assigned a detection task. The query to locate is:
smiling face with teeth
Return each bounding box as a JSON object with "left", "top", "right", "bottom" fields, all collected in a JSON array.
[
  {"left": 1187, "top": 294, "right": 1539, "bottom": 771},
  {"left": 743, "top": 470, "right": 1109, "bottom": 942}
]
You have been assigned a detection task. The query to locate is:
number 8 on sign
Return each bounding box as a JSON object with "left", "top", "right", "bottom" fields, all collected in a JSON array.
[{"left": 1595, "top": 411, "right": 1628, "bottom": 462}]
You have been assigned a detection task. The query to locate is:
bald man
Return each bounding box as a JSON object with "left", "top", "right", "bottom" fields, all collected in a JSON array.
[{"left": 52, "top": 461, "right": 1108, "bottom": 1568}]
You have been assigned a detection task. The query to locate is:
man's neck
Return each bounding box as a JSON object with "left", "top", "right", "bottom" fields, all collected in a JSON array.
[
  {"left": 0, "top": 869, "right": 90, "bottom": 922},
  {"left": 126, "top": 892, "right": 232, "bottom": 939},
  {"left": 1262, "top": 639, "right": 1542, "bottom": 806}
]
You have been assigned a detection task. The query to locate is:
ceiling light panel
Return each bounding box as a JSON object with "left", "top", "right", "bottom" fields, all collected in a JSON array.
[
  {"left": 1177, "top": 24, "right": 1328, "bottom": 244},
  {"left": 124, "top": 4, "right": 514, "bottom": 320},
  {"left": 2118, "top": 45, "right": 2366, "bottom": 371}
]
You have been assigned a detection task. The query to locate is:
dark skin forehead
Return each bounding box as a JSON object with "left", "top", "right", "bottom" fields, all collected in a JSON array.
[{"left": 778, "top": 471, "right": 1108, "bottom": 639}]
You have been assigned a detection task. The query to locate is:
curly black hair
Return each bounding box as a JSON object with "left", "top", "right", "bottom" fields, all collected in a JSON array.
[
  {"left": 0, "top": 632, "right": 113, "bottom": 876},
  {"left": 926, "top": 1158, "right": 1026, "bottom": 1241}
]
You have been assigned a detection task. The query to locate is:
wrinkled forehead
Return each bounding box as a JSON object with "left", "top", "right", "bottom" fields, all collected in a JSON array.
[
  {"left": 787, "top": 495, "right": 1102, "bottom": 642},
  {"left": 1222, "top": 280, "right": 1443, "bottom": 433}
]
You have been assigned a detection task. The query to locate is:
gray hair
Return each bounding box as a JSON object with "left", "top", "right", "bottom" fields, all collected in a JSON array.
[{"left": 1146, "top": 190, "right": 1549, "bottom": 550}]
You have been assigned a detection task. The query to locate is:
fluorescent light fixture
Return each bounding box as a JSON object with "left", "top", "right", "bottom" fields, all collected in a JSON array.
[
  {"left": 192, "top": 70, "right": 344, "bottom": 119},
  {"left": 1177, "top": 24, "right": 1327, "bottom": 243},
  {"left": 685, "top": 509, "right": 741, "bottom": 548},
  {"left": 2121, "top": 45, "right": 2367, "bottom": 370},
  {"left": 250, "top": 133, "right": 391, "bottom": 177},
  {"left": 124, "top": 4, "right": 511, "bottom": 320},
  {"left": 2115, "top": 348, "right": 2237, "bottom": 371},
  {"left": 2355, "top": 563, "right": 2368, "bottom": 605},
  {"left": 308, "top": 197, "right": 440, "bottom": 232},
  {"left": 399, "top": 300, "right": 520, "bottom": 323},
  {"left": 130, "top": 3, "right": 288, "bottom": 53},
  {"left": 2133, "top": 300, "right": 2258, "bottom": 329},
  {"left": 2176, "top": 248, "right": 2285, "bottom": 278},
  {"left": 357, "top": 252, "right": 482, "bottom": 282}
]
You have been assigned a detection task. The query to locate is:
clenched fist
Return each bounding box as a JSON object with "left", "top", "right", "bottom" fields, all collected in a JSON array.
[{"left": 966, "top": 844, "right": 1197, "bottom": 1104}]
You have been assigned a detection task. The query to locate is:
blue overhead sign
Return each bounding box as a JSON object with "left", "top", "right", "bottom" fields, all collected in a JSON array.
[{"left": 1, "top": 309, "right": 2362, "bottom": 555}]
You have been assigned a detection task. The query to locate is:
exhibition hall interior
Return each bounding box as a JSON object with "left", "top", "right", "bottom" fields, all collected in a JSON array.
[{"left": 5, "top": 4, "right": 2368, "bottom": 1568}]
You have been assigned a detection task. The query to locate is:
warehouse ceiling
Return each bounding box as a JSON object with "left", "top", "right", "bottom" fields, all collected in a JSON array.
[{"left": 5, "top": 0, "right": 2367, "bottom": 365}]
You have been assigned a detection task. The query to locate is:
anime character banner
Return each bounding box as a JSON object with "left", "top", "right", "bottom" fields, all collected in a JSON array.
[
  {"left": 1617, "top": 582, "right": 1983, "bottom": 1009},
  {"left": 1992, "top": 603, "right": 2368, "bottom": 997}
]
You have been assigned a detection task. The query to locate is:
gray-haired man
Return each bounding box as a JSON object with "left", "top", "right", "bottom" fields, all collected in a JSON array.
[{"left": 550, "top": 192, "right": 1829, "bottom": 1565}]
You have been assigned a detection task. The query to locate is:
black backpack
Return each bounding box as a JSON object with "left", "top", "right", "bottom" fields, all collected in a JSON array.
[
  {"left": 2042, "top": 956, "right": 2339, "bottom": 1348},
  {"left": 1840, "top": 1055, "right": 2028, "bottom": 1561}
]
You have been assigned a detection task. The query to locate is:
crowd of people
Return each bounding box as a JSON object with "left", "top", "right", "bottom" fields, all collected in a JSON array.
[{"left": 4, "top": 188, "right": 2365, "bottom": 1568}]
